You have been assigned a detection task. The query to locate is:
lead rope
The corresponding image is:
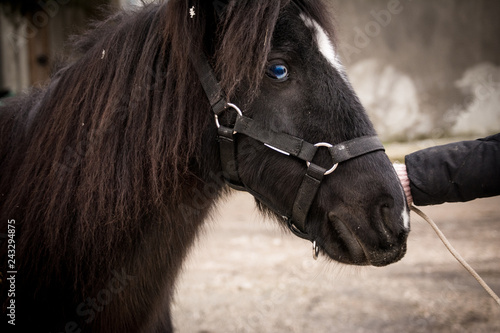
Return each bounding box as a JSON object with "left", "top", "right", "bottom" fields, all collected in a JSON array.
[{"left": 411, "top": 205, "right": 500, "bottom": 306}]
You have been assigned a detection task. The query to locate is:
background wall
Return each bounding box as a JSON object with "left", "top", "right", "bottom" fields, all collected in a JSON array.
[
  {"left": 1, "top": 0, "right": 499, "bottom": 141},
  {"left": 332, "top": 0, "right": 500, "bottom": 141},
  {"left": 0, "top": 0, "right": 139, "bottom": 94}
]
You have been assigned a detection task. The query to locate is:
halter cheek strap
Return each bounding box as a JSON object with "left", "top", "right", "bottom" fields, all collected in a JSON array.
[{"left": 191, "top": 52, "right": 385, "bottom": 250}]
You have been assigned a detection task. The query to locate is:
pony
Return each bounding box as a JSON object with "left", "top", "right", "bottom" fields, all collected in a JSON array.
[{"left": 0, "top": 0, "right": 409, "bottom": 331}]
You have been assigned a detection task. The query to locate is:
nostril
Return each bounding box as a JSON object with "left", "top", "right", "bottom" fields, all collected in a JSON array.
[
  {"left": 377, "top": 197, "right": 400, "bottom": 236},
  {"left": 380, "top": 202, "right": 393, "bottom": 215},
  {"left": 379, "top": 206, "right": 391, "bottom": 232},
  {"left": 379, "top": 196, "right": 395, "bottom": 209}
]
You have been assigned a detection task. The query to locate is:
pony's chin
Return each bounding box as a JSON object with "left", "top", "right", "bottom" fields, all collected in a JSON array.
[
  {"left": 318, "top": 217, "right": 370, "bottom": 266},
  {"left": 330, "top": 218, "right": 370, "bottom": 265}
]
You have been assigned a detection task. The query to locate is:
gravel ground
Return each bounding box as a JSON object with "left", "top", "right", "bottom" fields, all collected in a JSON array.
[{"left": 171, "top": 192, "right": 500, "bottom": 333}]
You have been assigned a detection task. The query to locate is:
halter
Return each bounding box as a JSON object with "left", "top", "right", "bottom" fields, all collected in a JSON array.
[{"left": 191, "top": 52, "right": 385, "bottom": 258}]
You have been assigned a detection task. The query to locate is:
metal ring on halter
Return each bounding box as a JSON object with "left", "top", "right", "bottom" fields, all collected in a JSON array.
[
  {"left": 306, "top": 142, "right": 339, "bottom": 175},
  {"left": 312, "top": 240, "right": 320, "bottom": 260},
  {"left": 214, "top": 102, "right": 243, "bottom": 128}
]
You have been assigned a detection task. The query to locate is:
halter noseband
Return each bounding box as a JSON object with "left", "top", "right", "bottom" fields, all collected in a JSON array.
[{"left": 191, "top": 52, "right": 385, "bottom": 257}]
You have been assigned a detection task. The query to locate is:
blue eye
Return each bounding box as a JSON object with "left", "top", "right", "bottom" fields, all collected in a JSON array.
[{"left": 266, "top": 63, "right": 289, "bottom": 81}]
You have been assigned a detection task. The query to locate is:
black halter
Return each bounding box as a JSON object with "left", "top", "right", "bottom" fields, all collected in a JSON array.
[{"left": 191, "top": 52, "right": 385, "bottom": 253}]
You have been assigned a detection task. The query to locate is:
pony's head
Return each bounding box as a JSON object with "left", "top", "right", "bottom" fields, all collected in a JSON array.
[{"left": 189, "top": 0, "right": 409, "bottom": 266}]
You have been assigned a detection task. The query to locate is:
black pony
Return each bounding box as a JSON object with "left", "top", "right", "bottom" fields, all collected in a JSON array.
[{"left": 0, "top": 1, "right": 409, "bottom": 331}]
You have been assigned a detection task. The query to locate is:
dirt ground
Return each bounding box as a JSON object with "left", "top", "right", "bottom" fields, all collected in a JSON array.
[{"left": 171, "top": 190, "right": 500, "bottom": 333}]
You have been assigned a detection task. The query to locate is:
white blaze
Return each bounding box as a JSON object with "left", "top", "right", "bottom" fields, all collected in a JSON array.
[
  {"left": 402, "top": 204, "right": 410, "bottom": 229},
  {"left": 300, "top": 14, "right": 347, "bottom": 80}
]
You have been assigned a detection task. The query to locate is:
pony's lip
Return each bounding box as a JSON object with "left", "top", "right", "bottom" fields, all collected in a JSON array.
[
  {"left": 326, "top": 213, "right": 407, "bottom": 267},
  {"left": 328, "top": 214, "right": 370, "bottom": 265}
]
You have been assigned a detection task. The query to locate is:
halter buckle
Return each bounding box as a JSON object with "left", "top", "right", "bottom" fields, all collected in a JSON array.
[{"left": 287, "top": 218, "right": 320, "bottom": 260}]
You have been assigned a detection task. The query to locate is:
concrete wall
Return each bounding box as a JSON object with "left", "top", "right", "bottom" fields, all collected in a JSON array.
[
  {"left": 2, "top": 0, "right": 499, "bottom": 141},
  {"left": 332, "top": 0, "right": 500, "bottom": 141}
]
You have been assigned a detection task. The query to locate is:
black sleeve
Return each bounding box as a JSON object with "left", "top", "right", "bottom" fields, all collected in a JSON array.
[{"left": 405, "top": 133, "right": 500, "bottom": 206}]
